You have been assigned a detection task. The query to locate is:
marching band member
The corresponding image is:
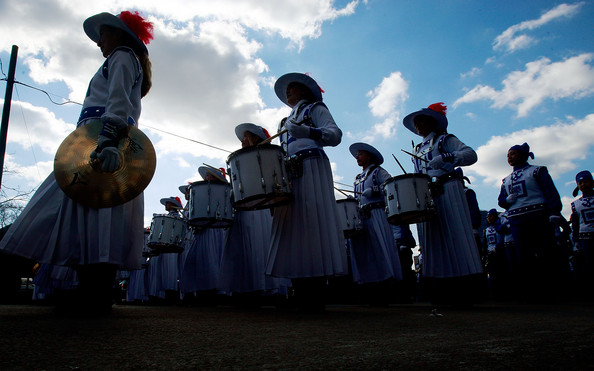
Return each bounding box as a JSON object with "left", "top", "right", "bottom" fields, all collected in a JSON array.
[
  {"left": 266, "top": 73, "right": 348, "bottom": 312},
  {"left": 0, "top": 10, "right": 153, "bottom": 315},
  {"left": 154, "top": 197, "right": 183, "bottom": 303},
  {"left": 348, "top": 142, "right": 402, "bottom": 305},
  {"left": 219, "top": 123, "right": 288, "bottom": 308},
  {"left": 403, "top": 102, "right": 483, "bottom": 306},
  {"left": 570, "top": 170, "right": 594, "bottom": 296},
  {"left": 498, "top": 142, "right": 566, "bottom": 301},
  {"left": 178, "top": 167, "right": 227, "bottom": 305}
]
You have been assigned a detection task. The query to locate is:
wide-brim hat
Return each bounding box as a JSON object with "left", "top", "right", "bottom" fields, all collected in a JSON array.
[
  {"left": 573, "top": 170, "right": 593, "bottom": 197},
  {"left": 403, "top": 103, "right": 448, "bottom": 136},
  {"left": 160, "top": 196, "right": 182, "bottom": 209},
  {"left": 83, "top": 12, "right": 149, "bottom": 54},
  {"left": 274, "top": 72, "right": 323, "bottom": 106},
  {"left": 349, "top": 142, "right": 384, "bottom": 165},
  {"left": 198, "top": 166, "right": 228, "bottom": 183},
  {"left": 235, "top": 123, "right": 270, "bottom": 142},
  {"left": 178, "top": 184, "right": 190, "bottom": 194}
]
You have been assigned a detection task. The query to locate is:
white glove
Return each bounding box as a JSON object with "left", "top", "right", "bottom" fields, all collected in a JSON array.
[
  {"left": 286, "top": 122, "right": 310, "bottom": 138},
  {"left": 428, "top": 153, "right": 455, "bottom": 172},
  {"left": 90, "top": 146, "right": 120, "bottom": 172},
  {"left": 505, "top": 193, "right": 518, "bottom": 205}
]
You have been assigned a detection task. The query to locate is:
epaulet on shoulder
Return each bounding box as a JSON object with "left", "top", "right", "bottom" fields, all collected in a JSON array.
[{"left": 532, "top": 165, "right": 545, "bottom": 177}]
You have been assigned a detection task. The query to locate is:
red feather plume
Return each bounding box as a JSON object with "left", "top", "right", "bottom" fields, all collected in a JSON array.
[
  {"left": 428, "top": 102, "right": 447, "bottom": 116},
  {"left": 119, "top": 11, "right": 154, "bottom": 45},
  {"left": 262, "top": 128, "right": 271, "bottom": 138}
]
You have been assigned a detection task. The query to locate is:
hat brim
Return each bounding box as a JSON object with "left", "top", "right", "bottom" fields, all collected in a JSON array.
[
  {"left": 160, "top": 198, "right": 182, "bottom": 208},
  {"left": 235, "top": 123, "right": 268, "bottom": 142},
  {"left": 178, "top": 185, "right": 189, "bottom": 194},
  {"left": 274, "top": 73, "right": 323, "bottom": 106},
  {"left": 198, "top": 166, "right": 228, "bottom": 183},
  {"left": 403, "top": 108, "right": 448, "bottom": 136},
  {"left": 83, "top": 12, "right": 147, "bottom": 54},
  {"left": 349, "top": 142, "right": 384, "bottom": 165}
]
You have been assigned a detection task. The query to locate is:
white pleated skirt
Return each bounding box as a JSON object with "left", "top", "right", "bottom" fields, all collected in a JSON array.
[
  {"left": 350, "top": 208, "right": 403, "bottom": 283},
  {"left": 418, "top": 179, "right": 483, "bottom": 278},
  {"left": 0, "top": 171, "right": 144, "bottom": 270},
  {"left": 219, "top": 209, "right": 285, "bottom": 293},
  {"left": 266, "top": 156, "right": 348, "bottom": 279},
  {"left": 178, "top": 228, "right": 225, "bottom": 293}
]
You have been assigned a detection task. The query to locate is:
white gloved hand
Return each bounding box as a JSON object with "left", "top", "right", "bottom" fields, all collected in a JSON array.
[
  {"left": 285, "top": 122, "right": 310, "bottom": 138},
  {"left": 93, "top": 146, "right": 120, "bottom": 172},
  {"left": 505, "top": 193, "right": 518, "bottom": 205}
]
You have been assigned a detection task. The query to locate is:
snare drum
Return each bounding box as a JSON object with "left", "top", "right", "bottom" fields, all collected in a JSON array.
[
  {"left": 336, "top": 198, "right": 362, "bottom": 238},
  {"left": 188, "top": 181, "right": 233, "bottom": 228},
  {"left": 147, "top": 214, "right": 188, "bottom": 253},
  {"left": 383, "top": 173, "right": 436, "bottom": 225},
  {"left": 227, "top": 144, "right": 292, "bottom": 210}
]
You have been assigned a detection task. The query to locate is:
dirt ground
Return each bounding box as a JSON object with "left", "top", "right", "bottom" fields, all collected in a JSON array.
[{"left": 1, "top": 300, "right": 593, "bottom": 370}]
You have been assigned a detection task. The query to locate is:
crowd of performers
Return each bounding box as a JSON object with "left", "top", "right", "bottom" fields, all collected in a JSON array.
[{"left": 0, "top": 11, "right": 593, "bottom": 315}]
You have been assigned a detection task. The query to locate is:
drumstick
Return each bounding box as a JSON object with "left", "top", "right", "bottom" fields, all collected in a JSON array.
[
  {"left": 335, "top": 188, "right": 361, "bottom": 195},
  {"left": 334, "top": 186, "right": 350, "bottom": 198},
  {"left": 401, "top": 149, "right": 428, "bottom": 163},
  {"left": 258, "top": 129, "right": 288, "bottom": 145},
  {"left": 392, "top": 154, "right": 407, "bottom": 174}
]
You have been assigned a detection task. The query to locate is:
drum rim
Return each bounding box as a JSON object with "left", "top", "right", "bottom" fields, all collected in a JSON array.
[
  {"left": 226, "top": 143, "right": 282, "bottom": 163},
  {"left": 233, "top": 193, "right": 293, "bottom": 211},
  {"left": 382, "top": 173, "right": 431, "bottom": 187}
]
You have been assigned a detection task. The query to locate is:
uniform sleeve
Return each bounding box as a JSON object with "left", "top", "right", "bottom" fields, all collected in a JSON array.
[
  {"left": 570, "top": 202, "right": 579, "bottom": 242},
  {"left": 102, "top": 49, "right": 140, "bottom": 128},
  {"left": 376, "top": 167, "right": 392, "bottom": 185},
  {"left": 535, "top": 166, "right": 562, "bottom": 214},
  {"left": 498, "top": 183, "right": 510, "bottom": 209},
  {"left": 310, "top": 104, "right": 342, "bottom": 147},
  {"left": 443, "top": 135, "right": 478, "bottom": 167}
]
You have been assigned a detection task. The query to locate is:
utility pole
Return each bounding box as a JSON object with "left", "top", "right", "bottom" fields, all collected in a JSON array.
[{"left": 0, "top": 45, "right": 18, "bottom": 188}]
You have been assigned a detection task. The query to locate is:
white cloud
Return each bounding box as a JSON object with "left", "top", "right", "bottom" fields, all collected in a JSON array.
[
  {"left": 454, "top": 54, "right": 594, "bottom": 117},
  {"left": 493, "top": 2, "right": 583, "bottom": 53},
  {"left": 363, "top": 71, "right": 409, "bottom": 141},
  {"left": 466, "top": 113, "right": 594, "bottom": 189},
  {"left": 1, "top": 99, "right": 74, "bottom": 154}
]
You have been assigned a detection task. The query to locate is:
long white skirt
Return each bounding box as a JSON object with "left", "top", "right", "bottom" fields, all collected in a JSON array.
[
  {"left": 126, "top": 268, "right": 148, "bottom": 301},
  {"left": 418, "top": 179, "right": 483, "bottom": 278},
  {"left": 350, "top": 208, "right": 403, "bottom": 283},
  {"left": 0, "top": 172, "right": 144, "bottom": 270},
  {"left": 178, "top": 228, "right": 225, "bottom": 293},
  {"left": 219, "top": 209, "right": 286, "bottom": 293},
  {"left": 266, "top": 156, "right": 348, "bottom": 278}
]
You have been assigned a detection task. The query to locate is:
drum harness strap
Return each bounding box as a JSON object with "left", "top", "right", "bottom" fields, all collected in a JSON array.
[
  {"left": 414, "top": 133, "right": 461, "bottom": 196},
  {"left": 280, "top": 102, "right": 328, "bottom": 180},
  {"left": 355, "top": 165, "right": 385, "bottom": 218}
]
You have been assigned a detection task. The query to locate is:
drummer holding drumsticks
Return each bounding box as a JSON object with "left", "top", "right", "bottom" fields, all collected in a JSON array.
[
  {"left": 348, "top": 143, "right": 403, "bottom": 305},
  {"left": 266, "top": 73, "right": 348, "bottom": 313},
  {"left": 403, "top": 102, "right": 483, "bottom": 306},
  {"left": 218, "top": 123, "right": 290, "bottom": 309}
]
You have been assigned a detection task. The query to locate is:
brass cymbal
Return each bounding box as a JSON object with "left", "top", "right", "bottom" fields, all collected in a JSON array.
[{"left": 54, "top": 120, "right": 156, "bottom": 209}]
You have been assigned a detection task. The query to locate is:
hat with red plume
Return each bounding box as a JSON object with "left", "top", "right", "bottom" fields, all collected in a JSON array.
[
  {"left": 403, "top": 102, "right": 449, "bottom": 136},
  {"left": 84, "top": 11, "right": 153, "bottom": 54},
  {"left": 235, "top": 123, "right": 270, "bottom": 142}
]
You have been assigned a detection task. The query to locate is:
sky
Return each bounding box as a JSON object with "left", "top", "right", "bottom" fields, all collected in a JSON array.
[{"left": 1, "top": 0, "right": 593, "bottom": 229}]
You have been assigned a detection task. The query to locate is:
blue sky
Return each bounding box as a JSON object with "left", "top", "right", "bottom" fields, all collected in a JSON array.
[{"left": 1, "top": 0, "right": 593, "bottom": 228}]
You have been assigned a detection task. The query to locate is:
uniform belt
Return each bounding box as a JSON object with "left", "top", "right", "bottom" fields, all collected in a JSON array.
[
  {"left": 360, "top": 201, "right": 385, "bottom": 213},
  {"left": 578, "top": 232, "right": 594, "bottom": 240},
  {"left": 290, "top": 147, "right": 327, "bottom": 161},
  {"left": 507, "top": 203, "right": 546, "bottom": 217},
  {"left": 436, "top": 171, "right": 460, "bottom": 184}
]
